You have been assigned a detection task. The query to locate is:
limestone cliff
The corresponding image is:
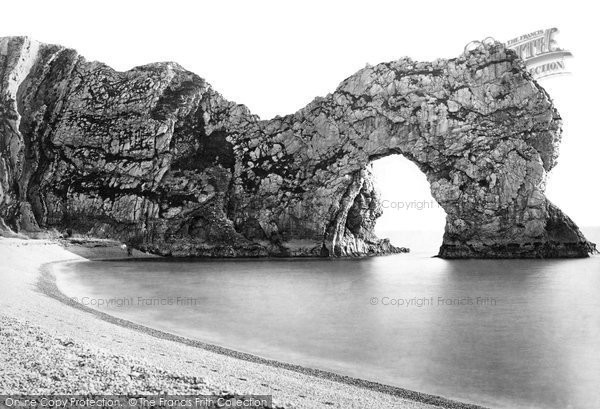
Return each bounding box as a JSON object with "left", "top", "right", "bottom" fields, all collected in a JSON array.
[{"left": 0, "top": 36, "right": 595, "bottom": 257}]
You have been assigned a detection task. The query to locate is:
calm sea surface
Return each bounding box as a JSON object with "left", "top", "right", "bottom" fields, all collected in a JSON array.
[{"left": 55, "top": 227, "right": 600, "bottom": 409}]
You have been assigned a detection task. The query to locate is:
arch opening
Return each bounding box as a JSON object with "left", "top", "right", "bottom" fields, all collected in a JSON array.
[{"left": 371, "top": 155, "right": 447, "bottom": 256}]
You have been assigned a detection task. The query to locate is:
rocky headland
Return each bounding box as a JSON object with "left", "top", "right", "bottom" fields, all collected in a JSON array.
[{"left": 0, "top": 36, "right": 595, "bottom": 257}]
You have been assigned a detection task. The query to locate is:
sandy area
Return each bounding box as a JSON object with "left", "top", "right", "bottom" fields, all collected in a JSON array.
[{"left": 0, "top": 237, "right": 484, "bottom": 409}]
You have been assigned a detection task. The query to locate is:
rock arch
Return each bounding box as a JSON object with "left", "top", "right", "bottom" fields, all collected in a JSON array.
[{"left": 0, "top": 36, "right": 595, "bottom": 257}]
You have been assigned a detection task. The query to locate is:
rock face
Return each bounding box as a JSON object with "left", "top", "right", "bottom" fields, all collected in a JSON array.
[{"left": 0, "top": 36, "right": 595, "bottom": 257}]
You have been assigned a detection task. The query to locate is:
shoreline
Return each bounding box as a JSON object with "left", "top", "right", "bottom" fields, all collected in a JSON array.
[
  {"left": 1, "top": 237, "right": 487, "bottom": 409},
  {"left": 40, "top": 259, "right": 484, "bottom": 409}
]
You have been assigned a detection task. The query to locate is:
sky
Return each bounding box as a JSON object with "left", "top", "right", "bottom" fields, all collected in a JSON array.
[{"left": 1, "top": 0, "right": 598, "bottom": 232}]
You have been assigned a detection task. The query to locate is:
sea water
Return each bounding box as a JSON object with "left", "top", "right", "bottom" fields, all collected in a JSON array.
[{"left": 55, "top": 227, "right": 600, "bottom": 409}]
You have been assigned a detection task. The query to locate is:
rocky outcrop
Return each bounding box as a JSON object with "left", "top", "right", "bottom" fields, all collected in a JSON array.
[{"left": 0, "top": 36, "right": 595, "bottom": 257}]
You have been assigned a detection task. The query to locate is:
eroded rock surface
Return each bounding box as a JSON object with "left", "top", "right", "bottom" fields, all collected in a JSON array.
[{"left": 0, "top": 36, "right": 595, "bottom": 257}]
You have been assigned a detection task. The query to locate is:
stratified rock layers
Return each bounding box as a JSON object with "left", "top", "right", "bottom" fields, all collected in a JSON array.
[{"left": 0, "top": 36, "right": 595, "bottom": 257}]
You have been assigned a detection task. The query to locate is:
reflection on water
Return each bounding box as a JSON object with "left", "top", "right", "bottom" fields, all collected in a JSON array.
[{"left": 55, "top": 228, "right": 600, "bottom": 409}]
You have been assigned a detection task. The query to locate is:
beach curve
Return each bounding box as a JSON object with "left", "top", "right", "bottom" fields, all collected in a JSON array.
[{"left": 1, "top": 238, "right": 487, "bottom": 409}]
